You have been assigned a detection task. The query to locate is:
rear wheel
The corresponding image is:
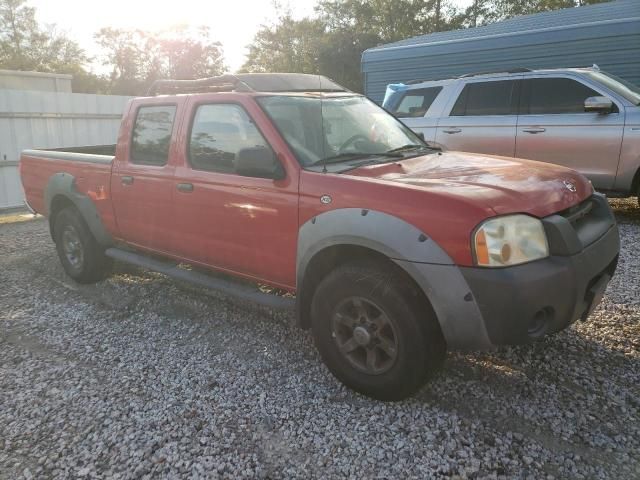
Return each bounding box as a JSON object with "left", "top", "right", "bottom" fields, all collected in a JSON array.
[
  {"left": 311, "top": 261, "right": 445, "bottom": 401},
  {"left": 53, "top": 207, "right": 112, "bottom": 283}
]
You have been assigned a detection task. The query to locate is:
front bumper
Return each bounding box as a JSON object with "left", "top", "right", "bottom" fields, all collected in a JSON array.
[
  {"left": 396, "top": 193, "right": 620, "bottom": 350},
  {"left": 460, "top": 222, "right": 619, "bottom": 345}
]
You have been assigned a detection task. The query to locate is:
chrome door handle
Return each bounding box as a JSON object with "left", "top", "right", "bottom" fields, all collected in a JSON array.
[
  {"left": 442, "top": 128, "right": 462, "bottom": 134},
  {"left": 177, "top": 183, "right": 194, "bottom": 193},
  {"left": 121, "top": 176, "right": 134, "bottom": 185},
  {"left": 522, "top": 127, "right": 546, "bottom": 134}
]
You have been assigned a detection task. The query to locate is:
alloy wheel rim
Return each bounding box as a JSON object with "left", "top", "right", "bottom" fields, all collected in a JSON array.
[
  {"left": 62, "top": 226, "right": 84, "bottom": 270},
  {"left": 331, "top": 296, "right": 399, "bottom": 375}
]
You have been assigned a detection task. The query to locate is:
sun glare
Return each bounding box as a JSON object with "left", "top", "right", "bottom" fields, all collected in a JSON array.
[{"left": 31, "top": 0, "right": 317, "bottom": 72}]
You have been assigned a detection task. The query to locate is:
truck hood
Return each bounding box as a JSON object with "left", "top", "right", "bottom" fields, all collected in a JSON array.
[{"left": 346, "top": 151, "right": 592, "bottom": 217}]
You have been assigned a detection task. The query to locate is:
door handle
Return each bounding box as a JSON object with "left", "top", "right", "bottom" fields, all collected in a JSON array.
[
  {"left": 177, "top": 183, "right": 194, "bottom": 193},
  {"left": 442, "top": 128, "right": 462, "bottom": 134},
  {"left": 121, "top": 176, "right": 134, "bottom": 185},
  {"left": 522, "top": 127, "right": 546, "bottom": 134}
]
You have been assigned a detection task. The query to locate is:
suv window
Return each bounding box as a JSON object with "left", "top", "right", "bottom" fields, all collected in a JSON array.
[
  {"left": 526, "top": 78, "right": 603, "bottom": 114},
  {"left": 189, "top": 103, "right": 272, "bottom": 174},
  {"left": 131, "top": 105, "right": 177, "bottom": 166},
  {"left": 394, "top": 87, "right": 442, "bottom": 117},
  {"left": 450, "top": 80, "right": 518, "bottom": 116}
]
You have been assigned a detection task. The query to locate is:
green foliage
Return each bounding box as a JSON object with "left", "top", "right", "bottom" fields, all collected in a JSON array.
[
  {"left": 242, "top": 1, "right": 463, "bottom": 92},
  {"left": 241, "top": 16, "right": 326, "bottom": 75},
  {"left": 0, "top": 1, "right": 226, "bottom": 96},
  {"left": 242, "top": 0, "right": 614, "bottom": 92},
  {"left": 0, "top": 0, "right": 616, "bottom": 95},
  {"left": 492, "top": 0, "right": 611, "bottom": 18},
  {"left": 0, "top": 0, "right": 88, "bottom": 73},
  {"left": 95, "top": 25, "right": 226, "bottom": 95}
]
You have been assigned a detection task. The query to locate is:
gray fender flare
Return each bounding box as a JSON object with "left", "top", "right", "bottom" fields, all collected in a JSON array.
[
  {"left": 44, "top": 172, "right": 113, "bottom": 247},
  {"left": 296, "top": 208, "right": 491, "bottom": 350}
]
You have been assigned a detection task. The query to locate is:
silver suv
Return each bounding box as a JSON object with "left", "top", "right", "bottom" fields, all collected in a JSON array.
[{"left": 383, "top": 67, "right": 640, "bottom": 203}]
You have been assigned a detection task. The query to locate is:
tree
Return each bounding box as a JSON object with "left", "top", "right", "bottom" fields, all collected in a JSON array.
[
  {"left": 458, "top": 0, "right": 499, "bottom": 28},
  {"left": 95, "top": 26, "right": 226, "bottom": 95},
  {"left": 316, "top": 0, "right": 458, "bottom": 41},
  {"left": 242, "top": 0, "right": 461, "bottom": 92},
  {"left": 148, "top": 26, "right": 225, "bottom": 80},
  {"left": 491, "top": 0, "right": 612, "bottom": 18},
  {"left": 95, "top": 27, "right": 149, "bottom": 95},
  {"left": 240, "top": 15, "right": 326, "bottom": 75},
  {"left": 241, "top": 0, "right": 615, "bottom": 92},
  {"left": 0, "top": 0, "right": 89, "bottom": 74}
]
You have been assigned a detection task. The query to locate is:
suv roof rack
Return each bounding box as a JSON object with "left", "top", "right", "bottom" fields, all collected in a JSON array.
[
  {"left": 403, "top": 68, "right": 533, "bottom": 85},
  {"left": 459, "top": 67, "right": 532, "bottom": 78},
  {"left": 147, "top": 73, "right": 349, "bottom": 96}
]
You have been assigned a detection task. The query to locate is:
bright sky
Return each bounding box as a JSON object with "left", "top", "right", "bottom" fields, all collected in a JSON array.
[{"left": 30, "top": 0, "right": 472, "bottom": 73}]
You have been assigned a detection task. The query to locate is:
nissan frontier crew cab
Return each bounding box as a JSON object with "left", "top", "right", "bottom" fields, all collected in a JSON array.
[{"left": 20, "top": 73, "right": 620, "bottom": 401}]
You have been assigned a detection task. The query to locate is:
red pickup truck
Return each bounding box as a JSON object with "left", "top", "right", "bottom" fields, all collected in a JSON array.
[{"left": 20, "top": 73, "right": 619, "bottom": 400}]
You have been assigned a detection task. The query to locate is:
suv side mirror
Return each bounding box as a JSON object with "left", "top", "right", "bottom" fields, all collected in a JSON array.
[
  {"left": 236, "top": 147, "right": 285, "bottom": 180},
  {"left": 584, "top": 96, "right": 613, "bottom": 114}
]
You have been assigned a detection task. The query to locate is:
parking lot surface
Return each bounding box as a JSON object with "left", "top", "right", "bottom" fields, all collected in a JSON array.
[{"left": 0, "top": 200, "right": 638, "bottom": 479}]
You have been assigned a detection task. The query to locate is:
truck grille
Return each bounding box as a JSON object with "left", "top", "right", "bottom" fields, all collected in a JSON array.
[
  {"left": 559, "top": 197, "right": 594, "bottom": 226},
  {"left": 557, "top": 194, "right": 614, "bottom": 249}
]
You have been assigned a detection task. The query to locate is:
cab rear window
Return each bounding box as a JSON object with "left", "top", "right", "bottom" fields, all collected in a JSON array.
[{"left": 130, "top": 105, "right": 177, "bottom": 166}]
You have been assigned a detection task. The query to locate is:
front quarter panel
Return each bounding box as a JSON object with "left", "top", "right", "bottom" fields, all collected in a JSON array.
[{"left": 296, "top": 208, "right": 491, "bottom": 350}]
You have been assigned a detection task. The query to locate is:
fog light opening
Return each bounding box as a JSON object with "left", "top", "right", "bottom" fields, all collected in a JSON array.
[{"left": 528, "top": 307, "right": 554, "bottom": 339}]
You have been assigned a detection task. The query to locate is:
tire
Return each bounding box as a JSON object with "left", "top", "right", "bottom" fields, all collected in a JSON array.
[
  {"left": 311, "top": 260, "right": 445, "bottom": 401},
  {"left": 53, "top": 207, "right": 112, "bottom": 283}
]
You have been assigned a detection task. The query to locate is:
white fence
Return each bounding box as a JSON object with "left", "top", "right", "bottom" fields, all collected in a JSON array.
[{"left": 0, "top": 89, "right": 132, "bottom": 209}]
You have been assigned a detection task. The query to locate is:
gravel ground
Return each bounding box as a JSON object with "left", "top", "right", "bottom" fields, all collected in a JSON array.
[{"left": 0, "top": 199, "right": 638, "bottom": 479}]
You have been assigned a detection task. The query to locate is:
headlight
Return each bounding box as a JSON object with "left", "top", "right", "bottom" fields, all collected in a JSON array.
[{"left": 473, "top": 215, "right": 549, "bottom": 267}]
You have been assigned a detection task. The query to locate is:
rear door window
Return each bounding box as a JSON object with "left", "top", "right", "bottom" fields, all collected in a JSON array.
[
  {"left": 525, "top": 78, "right": 604, "bottom": 114},
  {"left": 394, "top": 87, "right": 442, "bottom": 117},
  {"left": 130, "top": 105, "right": 177, "bottom": 166},
  {"left": 450, "top": 80, "right": 519, "bottom": 116}
]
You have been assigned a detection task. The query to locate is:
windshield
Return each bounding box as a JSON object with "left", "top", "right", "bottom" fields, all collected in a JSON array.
[
  {"left": 585, "top": 70, "right": 640, "bottom": 105},
  {"left": 257, "top": 95, "right": 425, "bottom": 167}
]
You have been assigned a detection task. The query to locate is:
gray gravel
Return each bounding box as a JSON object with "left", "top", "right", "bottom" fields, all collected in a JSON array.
[{"left": 1, "top": 199, "right": 638, "bottom": 479}]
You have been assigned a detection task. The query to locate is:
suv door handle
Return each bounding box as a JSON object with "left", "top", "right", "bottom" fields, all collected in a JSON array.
[
  {"left": 522, "top": 127, "right": 546, "bottom": 134},
  {"left": 177, "top": 183, "right": 194, "bottom": 193},
  {"left": 121, "top": 176, "right": 134, "bottom": 185},
  {"left": 442, "top": 128, "right": 462, "bottom": 134}
]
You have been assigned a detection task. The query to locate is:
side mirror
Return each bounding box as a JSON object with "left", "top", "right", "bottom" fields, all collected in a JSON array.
[
  {"left": 415, "top": 132, "right": 426, "bottom": 142},
  {"left": 584, "top": 96, "right": 613, "bottom": 114},
  {"left": 236, "top": 147, "right": 285, "bottom": 180}
]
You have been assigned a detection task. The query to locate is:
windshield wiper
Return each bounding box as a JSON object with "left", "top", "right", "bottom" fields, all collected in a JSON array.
[
  {"left": 310, "top": 151, "right": 403, "bottom": 168},
  {"left": 386, "top": 144, "right": 430, "bottom": 154}
]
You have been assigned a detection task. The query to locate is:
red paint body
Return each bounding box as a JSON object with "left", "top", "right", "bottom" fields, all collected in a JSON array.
[{"left": 20, "top": 92, "right": 592, "bottom": 291}]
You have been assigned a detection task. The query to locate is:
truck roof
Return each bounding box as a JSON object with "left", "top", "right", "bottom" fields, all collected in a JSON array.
[{"left": 146, "top": 73, "right": 350, "bottom": 97}]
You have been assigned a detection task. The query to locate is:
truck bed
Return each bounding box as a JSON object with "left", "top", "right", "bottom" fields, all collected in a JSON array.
[{"left": 20, "top": 145, "right": 115, "bottom": 221}]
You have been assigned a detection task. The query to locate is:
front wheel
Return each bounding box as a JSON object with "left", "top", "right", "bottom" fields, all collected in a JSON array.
[
  {"left": 53, "top": 207, "right": 112, "bottom": 283},
  {"left": 311, "top": 261, "right": 445, "bottom": 401}
]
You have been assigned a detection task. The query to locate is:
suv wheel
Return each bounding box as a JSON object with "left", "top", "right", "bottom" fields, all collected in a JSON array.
[
  {"left": 53, "top": 207, "right": 112, "bottom": 283},
  {"left": 311, "top": 261, "right": 445, "bottom": 401}
]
